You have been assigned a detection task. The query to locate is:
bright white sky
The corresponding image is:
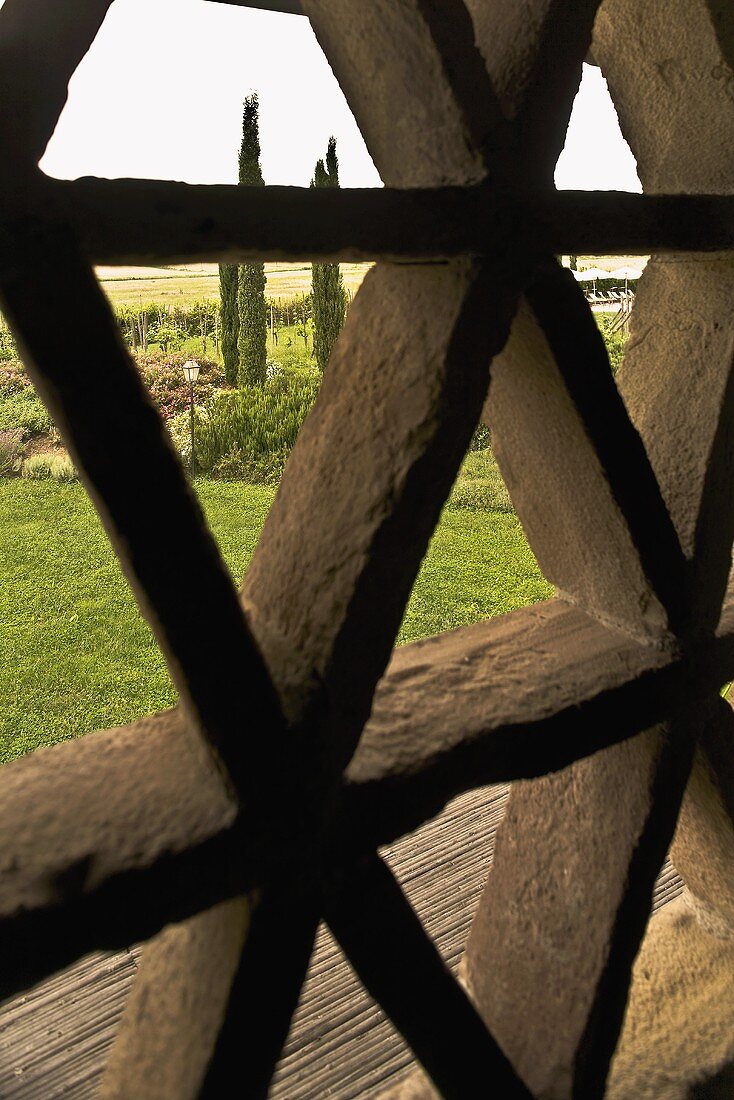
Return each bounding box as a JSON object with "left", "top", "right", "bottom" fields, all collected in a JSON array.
[{"left": 5, "top": 0, "right": 642, "bottom": 192}]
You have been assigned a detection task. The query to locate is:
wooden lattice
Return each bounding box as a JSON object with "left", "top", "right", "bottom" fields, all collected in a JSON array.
[{"left": 1, "top": 1, "right": 734, "bottom": 1097}]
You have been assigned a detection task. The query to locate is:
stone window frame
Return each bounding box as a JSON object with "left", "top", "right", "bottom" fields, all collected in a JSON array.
[{"left": 0, "top": 1, "right": 733, "bottom": 1096}]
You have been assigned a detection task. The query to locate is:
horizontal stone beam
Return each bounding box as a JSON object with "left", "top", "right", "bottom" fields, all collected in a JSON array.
[
  {"left": 2, "top": 595, "right": 734, "bottom": 997},
  {"left": 3, "top": 178, "right": 734, "bottom": 268}
]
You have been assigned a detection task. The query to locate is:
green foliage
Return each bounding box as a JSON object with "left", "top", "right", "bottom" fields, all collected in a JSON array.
[
  {"left": 0, "top": 324, "right": 16, "bottom": 362},
  {"left": 311, "top": 137, "right": 347, "bottom": 372},
  {"left": 0, "top": 429, "right": 25, "bottom": 474},
  {"left": 595, "top": 314, "right": 628, "bottom": 373},
  {"left": 0, "top": 389, "right": 53, "bottom": 437},
  {"left": 190, "top": 371, "right": 320, "bottom": 475},
  {"left": 218, "top": 264, "right": 239, "bottom": 384},
  {"left": 469, "top": 423, "right": 491, "bottom": 451},
  {"left": 238, "top": 93, "right": 265, "bottom": 188},
  {"left": 237, "top": 262, "right": 268, "bottom": 385},
  {"left": 22, "top": 452, "right": 77, "bottom": 482},
  {"left": 212, "top": 444, "right": 286, "bottom": 484},
  {"left": 448, "top": 448, "right": 514, "bottom": 513},
  {"left": 236, "top": 92, "right": 268, "bottom": 385}
]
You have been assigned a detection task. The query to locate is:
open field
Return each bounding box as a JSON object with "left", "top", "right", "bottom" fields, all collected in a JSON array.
[
  {"left": 96, "top": 257, "right": 644, "bottom": 308},
  {"left": 0, "top": 478, "right": 551, "bottom": 764},
  {"left": 96, "top": 261, "right": 372, "bottom": 307}
]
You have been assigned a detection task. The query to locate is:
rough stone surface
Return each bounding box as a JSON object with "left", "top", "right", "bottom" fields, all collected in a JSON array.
[
  {"left": 606, "top": 896, "right": 734, "bottom": 1100},
  {"left": 99, "top": 900, "right": 249, "bottom": 1100},
  {"left": 0, "top": 710, "right": 233, "bottom": 919},
  {"left": 1, "top": 0, "right": 733, "bottom": 1093},
  {"left": 102, "top": 4, "right": 518, "bottom": 1093},
  {"left": 484, "top": 289, "right": 673, "bottom": 643},
  {"left": 617, "top": 257, "right": 734, "bottom": 632},
  {"left": 462, "top": 725, "right": 689, "bottom": 1099},
  {"left": 671, "top": 698, "right": 734, "bottom": 926},
  {"left": 594, "top": 11, "right": 734, "bottom": 1090},
  {"left": 461, "top": 5, "right": 734, "bottom": 1098},
  {"left": 595, "top": 0, "right": 734, "bottom": 195}
]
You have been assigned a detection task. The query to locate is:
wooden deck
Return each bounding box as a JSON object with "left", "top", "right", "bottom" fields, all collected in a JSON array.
[{"left": 0, "top": 784, "right": 683, "bottom": 1099}]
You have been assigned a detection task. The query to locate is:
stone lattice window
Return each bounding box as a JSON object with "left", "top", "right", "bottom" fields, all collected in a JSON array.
[{"left": 1, "top": 0, "right": 733, "bottom": 1096}]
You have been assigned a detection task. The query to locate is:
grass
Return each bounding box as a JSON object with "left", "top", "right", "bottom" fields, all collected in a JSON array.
[{"left": 0, "top": 471, "right": 551, "bottom": 764}]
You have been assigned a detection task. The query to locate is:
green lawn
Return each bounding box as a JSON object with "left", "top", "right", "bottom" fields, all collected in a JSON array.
[{"left": 0, "top": 479, "right": 551, "bottom": 764}]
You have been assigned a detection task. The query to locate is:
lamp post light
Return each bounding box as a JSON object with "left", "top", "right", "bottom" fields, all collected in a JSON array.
[{"left": 182, "top": 360, "right": 200, "bottom": 477}]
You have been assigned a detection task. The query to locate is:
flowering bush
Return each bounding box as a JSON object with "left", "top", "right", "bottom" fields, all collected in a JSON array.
[
  {"left": 0, "top": 360, "right": 31, "bottom": 396},
  {"left": 134, "top": 352, "right": 227, "bottom": 421}
]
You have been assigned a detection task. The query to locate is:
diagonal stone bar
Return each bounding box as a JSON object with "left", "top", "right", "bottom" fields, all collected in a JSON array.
[
  {"left": 101, "top": 1, "right": 520, "bottom": 1092},
  {"left": 466, "top": 0, "right": 603, "bottom": 181},
  {"left": 461, "top": 3, "right": 734, "bottom": 1097},
  {"left": 0, "top": 0, "right": 114, "bottom": 174},
  {"left": 596, "top": 0, "right": 734, "bottom": 980},
  {"left": 484, "top": 264, "right": 686, "bottom": 642},
  {"left": 0, "top": 243, "right": 287, "bottom": 803},
  {"left": 324, "top": 854, "right": 532, "bottom": 1099}
]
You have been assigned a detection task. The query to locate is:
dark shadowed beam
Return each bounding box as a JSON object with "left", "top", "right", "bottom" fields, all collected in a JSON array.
[
  {"left": 206, "top": 0, "right": 304, "bottom": 13},
  {"left": 0, "top": 821, "right": 246, "bottom": 1004},
  {"left": 0, "top": 0, "right": 114, "bottom": 173},
  {"left": 324, "top": 854, "right": 532, "bottom": 1099},
  {"left": 8, "top": 178, "right": 734, "bottom": 267}
]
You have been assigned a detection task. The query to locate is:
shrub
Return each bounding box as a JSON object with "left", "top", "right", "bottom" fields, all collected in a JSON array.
[
  {"left": 470, "top": 423, "right": 491, "bottom": 451},
  {"left": 0, "top": 326, "right": 16, "bottom": 362},
  {"left": 212, "top": 444, "right": 287, "bottom": 484},
  {"left": 21, "top": 452, "right": 77, "bottom": 482},
  {"left": 184, "top": 371, "right": 320, "bottom": 475},
  {"left": 134, "top": 352, "right": 226, "bottom": 421},
  {"left": 448, "top": 448, "right": 514, "bottom": 513},
  {"left": 595, "top": 315, "right": 628, "bottom": 374},
  {"left": 0, "top": 429, "right": 25, "bottom": 475},
  {"left": 0, "top": 359, "right": 31, "bottom": 396},
  {"left": 0, "top": 389, "right": 53, "bottom": 437}
]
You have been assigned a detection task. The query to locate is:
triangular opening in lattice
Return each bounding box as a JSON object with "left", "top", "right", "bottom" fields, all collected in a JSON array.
[
  {"left": 39, "top": 0, "right": 380, "bottom": 189},
  {"left": 555, "top": 62, "right": 641, "bottom": 193}
]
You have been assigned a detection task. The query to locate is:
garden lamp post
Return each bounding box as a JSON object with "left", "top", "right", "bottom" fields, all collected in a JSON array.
[{"left": 182, "top": 360, "right": 200, "bottom": 477}]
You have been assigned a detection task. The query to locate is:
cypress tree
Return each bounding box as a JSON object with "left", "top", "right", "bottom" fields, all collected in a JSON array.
[
  {"left": 218, "top": 262, "right": 239, "bottom": 385},
  {"left": 237, "top": 93, "right": 268, "bottom": 386},
  {"left": 311, "top": 137, "right": 346, "bottom": 373}
]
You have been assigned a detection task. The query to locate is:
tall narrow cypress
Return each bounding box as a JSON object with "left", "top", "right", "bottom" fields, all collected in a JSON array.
[
  {"left": 237, "top": 94, "right": 268, "bottom": 386},
  {"left": 311, "top": 137, "right": 346, "bottom": 373},
  {"left": 218, "top": 262, "right": 239, "bottom": 385}
]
